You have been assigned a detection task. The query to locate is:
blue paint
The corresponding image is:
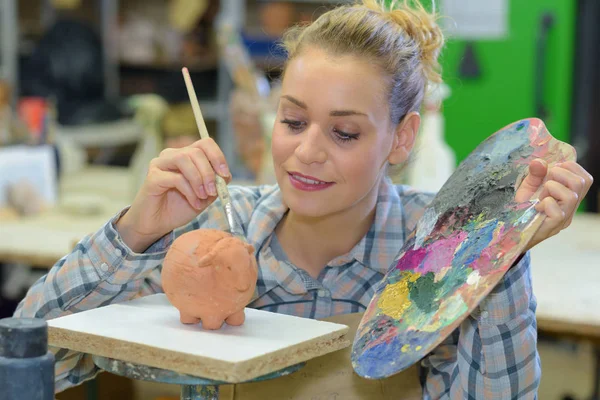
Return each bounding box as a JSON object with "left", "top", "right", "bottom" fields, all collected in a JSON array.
[
  {"left": 452, "top": 220, "right": 498, "bottom": 268},
  {"left": 354, "top": 335, "right": 403, "bottom": 378}
]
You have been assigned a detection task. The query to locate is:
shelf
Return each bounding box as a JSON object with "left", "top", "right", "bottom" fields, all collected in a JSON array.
[
  {"left": 119, "top": 53, "right": 220, "bottom": 74},
  {"left": 54, "top": 119, "right": 142, "bottom": 147}
]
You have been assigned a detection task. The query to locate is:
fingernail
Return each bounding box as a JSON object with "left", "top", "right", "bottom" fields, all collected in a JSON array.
[
  {"left": 219, "top": 164, "right": 230, "bottom": 177},
  {"left": 208, "top": 182, "right": 217, "bottom": 196},
  {"left": 198, "top": 185, "right": 207, "bottom": 199}
]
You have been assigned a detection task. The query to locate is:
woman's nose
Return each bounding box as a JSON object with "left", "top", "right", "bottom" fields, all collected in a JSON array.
[{"left": 294, "top": 126, "right": 327, "bottom": 165}]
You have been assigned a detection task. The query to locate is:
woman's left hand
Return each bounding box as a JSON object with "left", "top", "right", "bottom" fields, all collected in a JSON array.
[{"left": 515, "top": 159, "right": 594, "bottom": 251}]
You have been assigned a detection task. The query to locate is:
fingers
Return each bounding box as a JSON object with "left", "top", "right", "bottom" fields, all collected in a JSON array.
[
  {"left": 533, "top": 196, "right": 565, "bottom": 240},
  {"left": 515, "top": 159, "right": 548, "bottom": 202},
  {"left": 556, "top": 161, "right": 594, "bottom": 195},
  {"left": 153, "top": 150, "right": 209, "bottom": 199},
  {"left": 536, "top": 179, "right": 578, "bottom": 230},
  {"left": 547, "top": 166, "right": 586, "bottom": 195},
  {"left": 152, "top": 138, "right": 231, "bottom": 199},
  {"left": 189, "top": 148, "right": 217, "bottom": 197},
  {"left": 528, "top": 158, "right": 548, "bottom": 180},
  {"left": 158, "top": 139, "right": 230, "bottom": 178},
  {"left": 519, "top": 160, "right": 594, "bottom": 251},
  {"left": 539, "top": 162, "right": 594, "bottom": 228},
  {"left": 544, "top": 166, "right": 583, "bottom": 226},
  {"left": 190, "top": 138, "right": 231, "bottom": 179},
  {"left": 150, "top": 169, "right": 203, "bottom": 210},
  {"left": 538, "top": 179, "right": 579, "bottom": 209}
]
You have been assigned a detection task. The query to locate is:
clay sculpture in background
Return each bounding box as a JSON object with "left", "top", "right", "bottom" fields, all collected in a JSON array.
[{"left": 162, "top": 229, "right": 258, "bottom": 330}]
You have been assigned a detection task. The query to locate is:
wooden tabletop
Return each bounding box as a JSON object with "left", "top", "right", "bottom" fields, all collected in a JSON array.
[
  {"left": 0, "top": 166, "right": 132, "bottom": 268},
  {"left": 530, "top": 213, "right": 600, "bottom": 340},
  {"left": 0, "top": 167, "right": 254, "bottom": 268}
]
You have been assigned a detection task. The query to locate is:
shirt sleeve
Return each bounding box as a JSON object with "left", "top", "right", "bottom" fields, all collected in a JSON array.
[
  {"left": 13, "top": 185, "right": 265, "bottom": 393},
  {"left": 421, "top": 252, "right": 541, "bottom": 399}
]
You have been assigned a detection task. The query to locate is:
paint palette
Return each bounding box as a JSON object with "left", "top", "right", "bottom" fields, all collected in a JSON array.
[{"left": 351, "top": 118, "right": 576, "bottom": 379}]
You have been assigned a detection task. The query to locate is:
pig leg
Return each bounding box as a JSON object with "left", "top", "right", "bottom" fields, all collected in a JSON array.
[
  {"left": 225, "top": 310, "right": 245, "bottom": 326},
  {"left": 201, "top": 315, "right": 224, "bottom": 330},
  {"left": 179, "top": 312, "right": 200, "bottom": 325}
]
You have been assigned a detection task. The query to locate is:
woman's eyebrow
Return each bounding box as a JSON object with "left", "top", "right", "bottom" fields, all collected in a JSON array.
[
  {"left": 282, "top": 95, "right": 367, "bottom": 117},
  {"left": 329, "top": 110, "right": 367, "bottom": 117},
  {"left": 281, "top": 95, "right": 307, "bottom": 109}
]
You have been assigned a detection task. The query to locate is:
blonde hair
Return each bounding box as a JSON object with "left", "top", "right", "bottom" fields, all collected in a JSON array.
[{"left": 281, "top": 0, "right": 444, "bottom": 124}]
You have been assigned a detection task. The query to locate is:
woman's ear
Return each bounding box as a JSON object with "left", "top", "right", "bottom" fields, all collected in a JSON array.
[{"left": 388, "top": 112, "right": 420, "bottom": 165}]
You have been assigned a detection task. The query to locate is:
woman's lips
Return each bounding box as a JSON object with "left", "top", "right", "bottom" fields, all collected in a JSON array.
[{"left": 288, "top": 172, "right": 334, "bottom": 191}]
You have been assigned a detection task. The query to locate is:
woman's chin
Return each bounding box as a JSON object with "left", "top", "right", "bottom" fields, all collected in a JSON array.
[
  {"left": 279, "top": 178, "right": 346, "bottom": 219},
  {"left": 284, "top": 196, "right": 334, "bottom": 219}
]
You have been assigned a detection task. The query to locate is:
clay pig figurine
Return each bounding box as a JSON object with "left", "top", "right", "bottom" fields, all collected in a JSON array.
[{"left": 162, "top": 229, "right": 258, "bottom": 330}]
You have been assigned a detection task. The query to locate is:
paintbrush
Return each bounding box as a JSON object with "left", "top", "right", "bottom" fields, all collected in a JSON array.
[{"left": 182, "top": 67, "right": 244, "bottom": 239}]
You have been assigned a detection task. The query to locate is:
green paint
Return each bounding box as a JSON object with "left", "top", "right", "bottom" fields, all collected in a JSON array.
[
  {"left": 408, "top": 264, "right": 473, "bottom": 315},
  {"left": 408, "top": 272, "right": 441, "bottom": 314},
  {"left": 438, "top": 267, "right": 472, "bottom": 299}
]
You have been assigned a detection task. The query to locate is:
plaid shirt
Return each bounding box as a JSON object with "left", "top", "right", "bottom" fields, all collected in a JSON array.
[{"left": 15, "top": 178, "right": 540, "bottom": 398}]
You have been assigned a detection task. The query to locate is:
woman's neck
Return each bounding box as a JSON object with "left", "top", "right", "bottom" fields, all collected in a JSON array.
[{"left": 275, "top": 186, "right": 380, "bottom": 278}]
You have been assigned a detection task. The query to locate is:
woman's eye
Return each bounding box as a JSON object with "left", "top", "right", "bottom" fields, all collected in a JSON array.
[
  {"left": 333, "top": 129, "right": 359, "bottom": 143},
  {"left": 281, "top": 119, "right": 305, "bottom": 132}
]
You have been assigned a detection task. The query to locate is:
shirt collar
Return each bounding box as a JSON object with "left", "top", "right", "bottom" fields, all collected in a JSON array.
[
  {"left": 246, "top": 177, "right": 408, "bottom": 278},
  {"left": 328, "top": 177, "right": 407, "bottom": 274}
]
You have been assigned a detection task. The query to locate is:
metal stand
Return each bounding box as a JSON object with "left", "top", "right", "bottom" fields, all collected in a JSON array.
[
  {"left": 592, "top": 346, "right": 600, "bottom": 400},
  {"left": 181, "top": 385, "right": 218, "bottom": 400},
  {"left": 93, "top": 355, "right": 304, "bottom": 400}
]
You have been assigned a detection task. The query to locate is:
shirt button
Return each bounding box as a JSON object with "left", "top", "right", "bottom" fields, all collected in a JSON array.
[
  {"left": 115, "top": 248, "right": 123, "bottom": 257},
  {"left": 100, "top": 263, "right": 109, "bottom": 272},
  {"left": 481, "top": 310, "right": 489, "bottom": 319}
]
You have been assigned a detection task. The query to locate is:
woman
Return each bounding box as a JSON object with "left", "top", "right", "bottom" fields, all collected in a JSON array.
[{"left": 16, "top": 1, "right": 593, "bottom": 398}]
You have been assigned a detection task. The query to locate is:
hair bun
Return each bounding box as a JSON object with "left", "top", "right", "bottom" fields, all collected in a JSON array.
[{"left": 363, "top": 0, "right": 444, "bottom": 83}]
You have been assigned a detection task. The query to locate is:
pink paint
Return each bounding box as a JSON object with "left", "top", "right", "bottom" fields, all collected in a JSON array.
[
  {"left": 396, "top": 247, "right": 427, "bottom": 271},
  {"left": 419, "top": 231, "right": 469, "bottom": 274}
]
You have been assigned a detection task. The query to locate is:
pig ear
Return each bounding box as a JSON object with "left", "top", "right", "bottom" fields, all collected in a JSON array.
[
  {"left": 244, "top": 243, "right": 255, "bottom": 255},
  {"left": 196, "top": 251, "right": 215, "bottom": 268}
]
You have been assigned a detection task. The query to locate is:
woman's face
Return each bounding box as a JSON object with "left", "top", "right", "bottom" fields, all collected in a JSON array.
[{"left": 271, "top": 46, "right": 415, "bottom": 218}]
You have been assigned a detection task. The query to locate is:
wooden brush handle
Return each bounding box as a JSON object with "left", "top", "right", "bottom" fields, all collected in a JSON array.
[{"left": 182, "top": 67, "right": 238, "bottom": 235}]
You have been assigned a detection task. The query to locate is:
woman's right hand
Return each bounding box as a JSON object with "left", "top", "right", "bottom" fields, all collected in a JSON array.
[{"left": 116, "top": 138, "right": 230, "bottom": 253}]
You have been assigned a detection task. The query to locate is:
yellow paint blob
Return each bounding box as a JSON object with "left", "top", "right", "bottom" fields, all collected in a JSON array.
[
  {"left": 377, "top": 272, "right": 420, "bottom": 319},
  {"left": 401, "top": 344, "right": 410, "bottom": 353},
  {"left": 416, "top": 346, "right": 422, "bottom": 351},
  {"left": 420, "top": 319, "right": 443, "bottom": 333}
]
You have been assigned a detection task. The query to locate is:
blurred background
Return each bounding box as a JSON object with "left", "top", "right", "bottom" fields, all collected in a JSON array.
[{"left": 0, "top": 0, "right": 599, "bottom": 399}]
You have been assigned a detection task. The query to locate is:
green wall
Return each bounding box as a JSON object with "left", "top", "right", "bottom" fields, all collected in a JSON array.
[{"left": 440, "top": 0, "right": 577, "bottom": 163}]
